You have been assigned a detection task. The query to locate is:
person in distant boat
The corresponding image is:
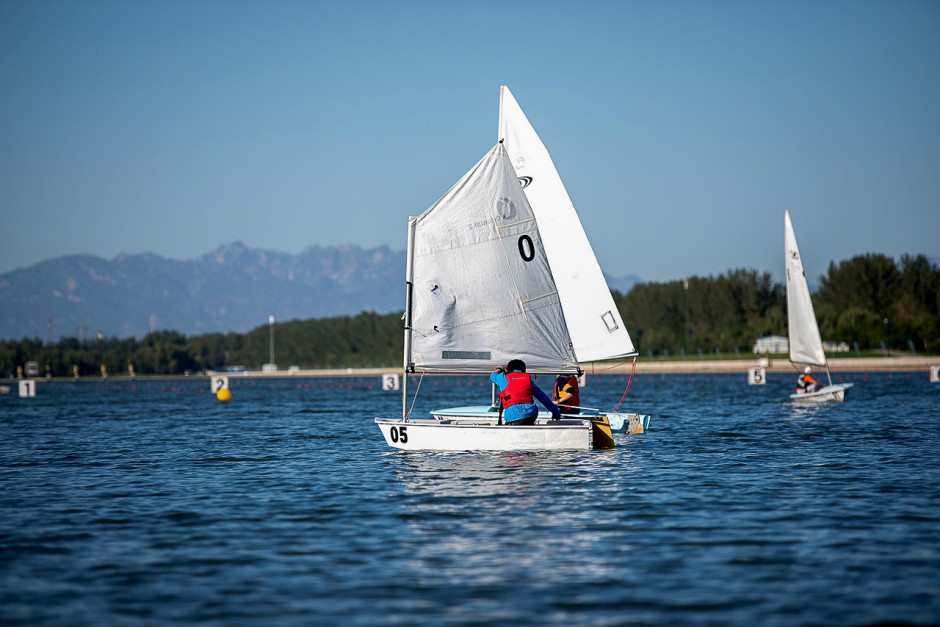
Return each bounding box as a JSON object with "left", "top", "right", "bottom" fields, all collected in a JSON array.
[
  {"left": 491, "top": 359, "right": 562, "bottom": 425},
  {"left": 552, "top": 374, "right": 581, "bottom": 415},
  {"left": 796, "top": 366, "right": 821, "bottom": 393}
]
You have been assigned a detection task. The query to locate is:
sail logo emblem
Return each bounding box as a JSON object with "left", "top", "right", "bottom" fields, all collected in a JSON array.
[
  {"left": 518, "top": 176, "right": 533, "bottom": 189},
  {"left": 496, "top": 197, "right": 517, "bottom": 220},
  {"left": 790, "top": 250, "right": 800, "bottom": 260}
]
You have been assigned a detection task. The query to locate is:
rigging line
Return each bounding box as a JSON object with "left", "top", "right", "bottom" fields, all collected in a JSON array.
[
  {"left": 405, "top": 371, "right": 426, "bottom": 420},
  {"left": 588, "top": 359, "right": 633, "bottom": 373},
  {"left": 611, "top": 357, "right": 638, "bottom": 413}
]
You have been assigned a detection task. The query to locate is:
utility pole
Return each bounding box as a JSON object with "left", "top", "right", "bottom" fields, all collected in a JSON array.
[
  {"left": 683, "top": 279, "right": 690, "bottom": 348},
  {"left": 266, "top": 314, "right": 276, "bottom": 372}
]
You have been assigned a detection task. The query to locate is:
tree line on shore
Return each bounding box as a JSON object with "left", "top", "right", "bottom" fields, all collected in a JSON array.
[{"left": 1, "top": 253, "right": 937, "bottom": 378}]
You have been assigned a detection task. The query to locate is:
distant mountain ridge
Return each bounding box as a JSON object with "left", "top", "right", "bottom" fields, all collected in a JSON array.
[
  {"left": 0, "top": 242, "right": 406, "bottom": 341},
  {"left": 604, "top": 272, "right": 643, "bottom": 295},
  {"left": 0, "top": 241, "right": 645, "bottom": 341}
]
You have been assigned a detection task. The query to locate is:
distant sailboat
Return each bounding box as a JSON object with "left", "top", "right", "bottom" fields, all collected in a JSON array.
[
  {"left": 374, "top": 87, "right": 648, "bottom": 451},
  {"left": 785, "top": 210, "right": 853, "bottom": 402}
]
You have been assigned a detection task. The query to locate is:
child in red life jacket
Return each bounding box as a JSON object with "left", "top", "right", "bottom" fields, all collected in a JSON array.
[{"left": 490, "top": 359, "right": 562, "bottom": 425}]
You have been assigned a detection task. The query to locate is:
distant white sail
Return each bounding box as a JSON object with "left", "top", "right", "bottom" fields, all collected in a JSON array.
[
  {"left": 408, "top": 142, "right": 579, "bottom": 374},
  {"left": 498, "top": 86, "right": 636, "bottom": 363},
  {"left": 785, "top": 210, "right": 827, "bottom": 367}
]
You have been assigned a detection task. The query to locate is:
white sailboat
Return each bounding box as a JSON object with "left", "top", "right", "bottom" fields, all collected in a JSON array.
[
  {"left": 426, "top": 86, "right": 649, "bottom": 434},
  {"left": 375, "top": 87, "right": 648, "bottom": 451},
  {"left": 785, "top": 210, "right": 853, "bottom": 403}
]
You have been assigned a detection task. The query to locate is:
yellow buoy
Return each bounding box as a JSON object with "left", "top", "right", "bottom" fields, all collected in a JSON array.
[{"left": 216, "top": 388, "right": 232, "bottom": 402}]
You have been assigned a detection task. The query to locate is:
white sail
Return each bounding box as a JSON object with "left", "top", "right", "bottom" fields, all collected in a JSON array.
[
  {"left": 498, "top": 86, "right": 636, "bottom": 363},
  {"left": 785, "top": 210, "right": 827, "bottom": 367},
  {"left": 407, "top": 142, "right": 579, "bottom": 374}
]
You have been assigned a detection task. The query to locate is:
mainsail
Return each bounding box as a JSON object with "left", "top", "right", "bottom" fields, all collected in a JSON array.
[
  {"left": 498, "top": 86, "right": 636, "bottom": 363},
  {"left": 407, "top": 142, "right": 579, "bottom": 374},
  {"left": 784, "top": 210, "right": 827, "bottom": 367}
]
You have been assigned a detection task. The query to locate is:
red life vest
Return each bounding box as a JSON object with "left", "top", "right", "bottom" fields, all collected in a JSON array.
[
  {"left": 553, "top": 375, "right": 580, "bottom": 412},
  {"left": 500, "top": 372, "right": 534, "bottom": 408}
]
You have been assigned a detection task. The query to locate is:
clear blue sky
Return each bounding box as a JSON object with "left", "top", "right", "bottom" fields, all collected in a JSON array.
[{"left": 2, "top": 0, "right": 938, "bottom": 284}]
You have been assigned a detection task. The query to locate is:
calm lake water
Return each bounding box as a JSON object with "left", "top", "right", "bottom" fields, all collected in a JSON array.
[{"left": 1, "top": 371, "right": 938, "bottom": 626}]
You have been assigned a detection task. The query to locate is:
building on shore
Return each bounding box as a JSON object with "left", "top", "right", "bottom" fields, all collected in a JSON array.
[
  {"left": 752, "top": 335, "right": 788, "bottom": 354},
  {"left": 752, "top": 335, "right": 850, "bottom": 355}
]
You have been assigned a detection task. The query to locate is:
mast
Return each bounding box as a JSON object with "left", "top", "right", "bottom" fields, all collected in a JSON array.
[{"left": 401, "top": 216, "right": 417, "bottom": 419}]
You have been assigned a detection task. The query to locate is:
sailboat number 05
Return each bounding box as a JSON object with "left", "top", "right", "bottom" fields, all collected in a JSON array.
[
  {"left": 390, "top": 426, "right": 408, "bottom": 443},
  {"left": 518, "top": 235, "right": 535, "bottom": 262}
]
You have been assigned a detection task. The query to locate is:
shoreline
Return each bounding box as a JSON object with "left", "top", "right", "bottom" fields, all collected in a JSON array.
[
  {"left": 14, "top": 356, "right": 938, "bottom": 383},
  {"left": 616, "top": 355, "right": 939, "bottom": 374},
  {"left": 217, "top": 356, "right": 939, "bottom": 376}
]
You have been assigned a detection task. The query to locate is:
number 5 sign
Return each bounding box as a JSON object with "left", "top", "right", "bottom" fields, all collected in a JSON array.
[{"left": 748, "top": 367, "right": 766, "bottom": 385}]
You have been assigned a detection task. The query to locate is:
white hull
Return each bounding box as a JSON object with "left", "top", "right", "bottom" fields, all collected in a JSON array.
[
  {"left": 375, "top": 417, "right": 593, "bottom": 451},
  {"left": 430, "top": 405, "right": 650, "bottom": 434},
  {"left": 789, "top": 383, "right": 853, "bottom": 403}
]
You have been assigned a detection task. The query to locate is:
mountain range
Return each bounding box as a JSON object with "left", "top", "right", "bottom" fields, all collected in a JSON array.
[{"left": 0, "top": 242, "right": 642, "bottom": 341}]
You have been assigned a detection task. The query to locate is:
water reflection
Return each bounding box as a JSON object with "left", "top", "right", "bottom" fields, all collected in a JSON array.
[{"left": 386, "top": 449, "right": 643, "bottom": 593}]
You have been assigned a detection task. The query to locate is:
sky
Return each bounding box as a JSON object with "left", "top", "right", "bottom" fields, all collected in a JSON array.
[{"left": 1, "top": 0, "right": 938, "bottom": 285}]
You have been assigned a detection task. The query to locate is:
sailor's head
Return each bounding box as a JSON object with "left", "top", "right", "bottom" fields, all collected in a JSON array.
[
  {"left": 507, "top": 359, "right": 526, "bottom": 373},
  {"left": 804, "top": 366, "right": 812, "bottom": 374}
]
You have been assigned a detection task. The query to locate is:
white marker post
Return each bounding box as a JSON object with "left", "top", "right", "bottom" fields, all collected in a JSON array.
[
  {"left": 211, "top": 375, "right": 230, "bottom": 394},
  {"left": 18, "top": 379, "right": 37, "bottom": 397},
  {"left": 748, "top": 367, "right": 766, "bottom": 385}
]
